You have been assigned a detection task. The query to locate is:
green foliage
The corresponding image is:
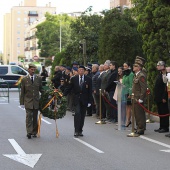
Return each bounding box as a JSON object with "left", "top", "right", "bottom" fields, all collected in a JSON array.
[
  {"left": 45, "top": 59, "right": 52, "bottom": 66},
  {"left": 36, "top": 13, "right": 73, "bottom": 57},
  {"left": 98, "top": 9, "right": 143, "bottom": 65},
  {"left": 68, "top": 8, "right": 103, "bottom": 65},
  {"left": 132, "top": 0, "right": 170, "bottom": 111}
]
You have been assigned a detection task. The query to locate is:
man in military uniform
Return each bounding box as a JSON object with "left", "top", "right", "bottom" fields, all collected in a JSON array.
[
  {"left": 132, "top": 56, "right": 147, "bottom": 135},
  {"left": 20, "top": 64, "right": 43, "bottom": 139}
]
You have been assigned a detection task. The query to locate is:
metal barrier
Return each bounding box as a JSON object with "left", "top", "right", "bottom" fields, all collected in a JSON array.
[{"left": 0, "top": 79, "right": 9, "bottom": 103}]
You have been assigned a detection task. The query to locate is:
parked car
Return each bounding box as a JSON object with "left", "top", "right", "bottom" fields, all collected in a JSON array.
[{"left": 0, "top": 65, "right": 28, "bottom": 88}]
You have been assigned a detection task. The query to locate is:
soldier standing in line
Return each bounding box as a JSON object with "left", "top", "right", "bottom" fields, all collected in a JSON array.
[
  {"left": 20, "top": 64, "right": 43, "bottom": 139},
  {"left": 132, "top": 57, "right": 147, "bottom": 135}
]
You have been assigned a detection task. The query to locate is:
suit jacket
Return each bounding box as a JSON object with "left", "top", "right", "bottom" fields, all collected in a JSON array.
[
  {"left": 154, "top": 72, "right": 168, "bottom": 103},
  {"left": 20, "top": 75, "right": 43, "bottom": 109},
  {"left": 100, "top": 70, "right": 111, "bottom": 93},
  {"left": 63, "top": 75, "right": 92, "bottom": 106},
  {"left": 105, "top": 69, "right": 118, "bottom": 92},
  {"left": 132, "top": 71, "right": 147, "bottom": 101}
]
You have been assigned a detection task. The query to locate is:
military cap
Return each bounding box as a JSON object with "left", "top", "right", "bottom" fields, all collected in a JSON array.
[
  {"left": 29, "top": 63, "right": 36, "bottom": 69},
  {"left": 79, "top": 65, "right": 86, "bottom": 70},
  {"left": 85, "top": 67, "right": 91, "bottom": 71},
  {"left": 136, "top": 56, "right": 146, "bottom": 64},
  {"left": 66, "top": 66, "right": 72, "bottom": 71},
  {"left": 134, "top": 56, "right": 145, "bottom": 67},
  {"left": 72, "top": 61, "right": 79, "bottom": 65}
]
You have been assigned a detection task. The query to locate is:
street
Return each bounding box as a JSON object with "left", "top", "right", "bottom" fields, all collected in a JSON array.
[{"left": 0, "top": 90, "right": 170, "bottom": 170}]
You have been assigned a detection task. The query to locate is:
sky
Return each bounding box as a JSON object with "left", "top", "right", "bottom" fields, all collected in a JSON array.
[{"left": 0, "top": 0, "right": 110, "bottom": 52}]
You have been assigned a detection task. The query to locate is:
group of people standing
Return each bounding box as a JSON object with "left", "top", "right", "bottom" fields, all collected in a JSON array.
[{"left": 19, "top": 56, "right": 170, "bottom": 139}]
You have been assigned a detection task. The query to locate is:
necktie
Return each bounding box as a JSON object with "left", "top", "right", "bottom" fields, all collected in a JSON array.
[
  {"left": 31, "top": 76, "right": 33, "bottom": 84},
  {"left": 80, "top": 76, "right": 83, "bottom": 86}
]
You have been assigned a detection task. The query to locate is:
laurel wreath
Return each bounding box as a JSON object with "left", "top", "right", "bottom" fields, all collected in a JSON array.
[{"left": 39, "top": 88, "right": 67, "bottom": 120}]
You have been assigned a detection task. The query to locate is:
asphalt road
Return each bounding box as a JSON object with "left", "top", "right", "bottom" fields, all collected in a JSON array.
[{"left": 0, "top": 91, "right": 170, "bottom": 170}]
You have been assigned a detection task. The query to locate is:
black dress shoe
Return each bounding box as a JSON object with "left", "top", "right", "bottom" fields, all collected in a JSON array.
[
  {"left": 86, "top": 114, "right": 92, "bottom": 117},
  {"left": 165, "top": 133, "right": 170, "bottom": 137},
  {"left": 154, "top": 128, "right": 161, "bottom": 132},
  {"left": 79, "top": 132, "right": 84, "bottom": 137},
  {"left": 135, "top": 131, "right": 144, "bottom": 135},
  {"left": 32, "top": 134, "right": 37, "bottom": 138},
  {"left": 27, "top": 134, "right": 31, "bottom": 139},
  {"left": 74, "top": 132, "right": 79, "bottom": 137},
  {"left": 159, "top": 129, "right": 169, "bottom": 133}
]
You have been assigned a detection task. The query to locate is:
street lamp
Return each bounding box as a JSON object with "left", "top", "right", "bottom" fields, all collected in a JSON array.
[
  {"left": 79, "top": 39, "right": 86, "bottom": 65},
  {"left": 59, "top": 20, "right": 61, "bottom": 52}
]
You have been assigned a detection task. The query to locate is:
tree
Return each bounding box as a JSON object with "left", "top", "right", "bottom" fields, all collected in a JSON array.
[
  {"left": 132, "top": 0, "right": 170, "bottom": 111},
  {"left": 36, "top": 13, "right": 72, "bottom": 58},
  {"left": 68, "top": 7, "right": 103, "bottom": 65},
  {"left": 98, "top": 8, "right": 143, "bottom": 65}
]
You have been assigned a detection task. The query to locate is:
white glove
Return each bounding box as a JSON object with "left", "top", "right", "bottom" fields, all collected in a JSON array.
[
  {"left": 20, "top": 105, "right": 25, "bottom": 109},
  {"left": 87, "top": 103, "right": 91, "bottom": 107},
  {"left": 138, "top": 99, "right": 143, "bottom": 103}
]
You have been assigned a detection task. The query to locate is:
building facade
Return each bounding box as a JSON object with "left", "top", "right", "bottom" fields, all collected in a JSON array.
[
  {"left": 110, "top": 0, "right": 133, "bottom": 9},
  {"left": 3, "top": 0, "right": 56, "bottom": 64}
]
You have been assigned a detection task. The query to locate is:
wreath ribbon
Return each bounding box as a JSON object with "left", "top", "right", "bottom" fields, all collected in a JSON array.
[{"left": 42, "top": 96, "right": 55, "bottom": 110}]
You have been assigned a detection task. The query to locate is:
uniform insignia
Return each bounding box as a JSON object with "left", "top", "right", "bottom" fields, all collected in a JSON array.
[
  {"left": 86, "top": 84, "right": 88, "bottom": 88},
  {"left": 141, "top": 77, "right": 145, "bottom": 82}
]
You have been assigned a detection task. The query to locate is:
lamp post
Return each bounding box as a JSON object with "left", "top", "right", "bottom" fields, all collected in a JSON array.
[
  {"left": 79, "top": 39, "right": 86, "bottom": 65},
  {"left": 59, "top": 20, "right": 61, "bottom": 52}
]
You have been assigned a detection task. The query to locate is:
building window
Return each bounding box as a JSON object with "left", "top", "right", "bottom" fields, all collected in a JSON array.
[
  {"left": 17, "top": 31, "right": 20, "bottom": 34},
  {"left": 17, "top": 18, "right": 20, "bottom": 21},
  {"left": 18, "top": 43, "right": 20, "bottom": 47},
  {"left": 29, "top": 17, "right": 37, "bottom": 23},
  {"left": 18, "top": 11, "right": 21, "bottom": 14},
  {"left": 17, "top": 25, "right": 20, "bottom": 27},
  {"left": 17, "top": 38, "right": 20, "bottom": 41}
]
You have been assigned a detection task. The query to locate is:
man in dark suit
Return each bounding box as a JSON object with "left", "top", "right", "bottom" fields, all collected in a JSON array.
[
  {"left": 105, "top": 61, "right": 118, "bottom": 123},
  {"left": 64, "top": 65, "right": 92, "bottom": 137},
  {"left": 20, "top": 64, "right": 43, "bottom": 139},
  {"left": 154, "top": 61, "right": 169, "bottom": 133}
]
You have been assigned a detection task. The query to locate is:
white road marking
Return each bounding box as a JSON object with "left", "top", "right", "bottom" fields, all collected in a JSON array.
[
  {"left": 3, "top": 139, "right": 42, "bottom": 168},
  {"left": 41, "top": 118, "right": 52, "bottom": 124},
  {"left": 18, "top": 106, "right": 25, "bottom": 110},
  {"left": 0, "top": 103, "right": 8, "bottom": 104},
  {"left": 74, "top": 138, "right": 104, "bottom": 153},
  {"left": 140, "top": 136, "right": 170, "bottom": 152},
  {"left": 18, "top": 106, "right": 52, "bottom": 124}
]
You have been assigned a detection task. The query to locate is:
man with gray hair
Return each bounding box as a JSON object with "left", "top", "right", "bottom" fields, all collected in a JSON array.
[
  {"left": 101, "top": 60, "right": 111, "bottom": 121},
  {"left": 92, "top": 64, "right": 100, "bottom": 116},
  {"left": 154, "top": 61, "right": 169, "bottom": 134}
]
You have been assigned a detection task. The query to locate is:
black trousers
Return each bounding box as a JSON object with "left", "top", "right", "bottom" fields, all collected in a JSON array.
[
  {"left": 74, "top": 101, "right": 86, "bottom": 133},
  {"left": 157, "top": 102, "right": 169, "bottom": 130}
]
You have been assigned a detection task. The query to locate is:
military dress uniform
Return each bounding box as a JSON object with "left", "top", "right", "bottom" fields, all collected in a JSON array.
[
  {"left": 132, "top": 72, "right": 147, "bottom": 134},
  {"left": 132, "top": 56, "right": 147, "bottom": 135},
  {"left": 20, "top": 74, "right": 43, "bottom": 138}
]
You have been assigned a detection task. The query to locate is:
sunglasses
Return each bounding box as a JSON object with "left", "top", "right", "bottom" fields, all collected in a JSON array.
[{"left": 60, "top": 80, "right": 64, "bottom": 82}]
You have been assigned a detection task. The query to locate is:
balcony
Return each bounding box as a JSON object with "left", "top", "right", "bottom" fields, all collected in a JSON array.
[
  {"left": 28, "top": 12, "right": 38, "bottom": 17},
  {"left": 24, "top": 47, "right": 30, "bottom": 51},
  {"left": 30, "top": 47, "right": 36, "bottom": 51}
]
